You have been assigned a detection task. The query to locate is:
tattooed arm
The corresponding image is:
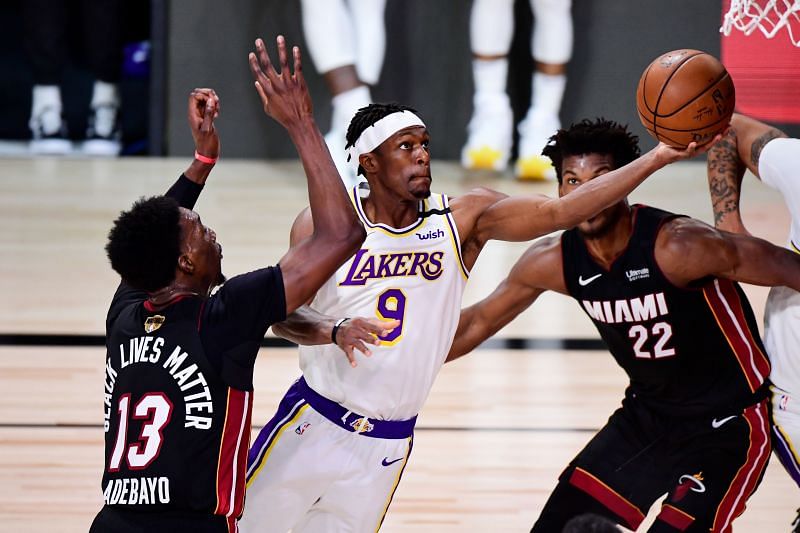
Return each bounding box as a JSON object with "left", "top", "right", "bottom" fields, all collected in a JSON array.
[
  {"left": 706, "top": 113, "right": 787, "bottom": 234},
  {"left": 706, "top": 127, "right": 748, "bottom": 233}
]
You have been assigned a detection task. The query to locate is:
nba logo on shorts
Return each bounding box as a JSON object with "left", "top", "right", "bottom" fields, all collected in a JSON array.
[
  {"left": 779, "top": 394, "right": 790, "bottom": 411},
  {"left": 295, "top": 422, "right": 311, "bottom": 435}
]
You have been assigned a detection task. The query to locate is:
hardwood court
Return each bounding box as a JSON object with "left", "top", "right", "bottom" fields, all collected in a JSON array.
[{"left": 0, "top": 156, "right": 795, "bottom": 531}]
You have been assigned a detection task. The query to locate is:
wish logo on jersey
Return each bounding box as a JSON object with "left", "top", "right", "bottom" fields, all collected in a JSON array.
[{"left": 339, "top": 248, "right": 444, "bottom": 286}]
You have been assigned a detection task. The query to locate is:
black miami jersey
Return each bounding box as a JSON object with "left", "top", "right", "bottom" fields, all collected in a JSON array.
[
  {"left": 561, "top": 205, "right": 770, "bottom": 417},
  {"left": 102, "top": 291, "right": 243, "bottom": 520}
]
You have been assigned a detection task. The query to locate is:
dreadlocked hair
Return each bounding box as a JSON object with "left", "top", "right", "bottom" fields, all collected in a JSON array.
[
  {"left": 345, "top": 102, "right": 421, "bottom": 176},
  {"left": 105, "top": 195, "right": 182, "bottom": 292},
  {"left": 541, "top": 118, "right": 641, "bottom": 184}
]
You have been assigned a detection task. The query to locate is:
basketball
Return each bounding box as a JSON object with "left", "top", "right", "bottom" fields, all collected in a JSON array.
[{"left": 636, "top": 49, "right": 735, "bottom": 148}]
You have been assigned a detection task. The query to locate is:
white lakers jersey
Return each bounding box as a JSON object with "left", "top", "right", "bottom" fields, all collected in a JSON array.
[
  {"left": 759, "top": 138, "right": 800, "bottom": 394},
  {"left": 299, "top": 189, "right": 469, "bottom": 420}
]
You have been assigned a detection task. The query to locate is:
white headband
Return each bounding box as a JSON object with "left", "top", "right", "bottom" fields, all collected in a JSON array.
[{"left": 347, "top": 111, "right": 426, "bottom": 166}]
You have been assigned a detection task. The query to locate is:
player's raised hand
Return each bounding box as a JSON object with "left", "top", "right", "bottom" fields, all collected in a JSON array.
[
  {"left": 248, "top": 35, "right": 312, "bottom": 130},
  {"left": 654, "top": 129, "right": 728, "bottom": 165},
  {"left": 188, "top": 88, "right": 220, "bottom": 160},
  {"left": 335, "top": 318, "right": 401, "bottom": 368}
]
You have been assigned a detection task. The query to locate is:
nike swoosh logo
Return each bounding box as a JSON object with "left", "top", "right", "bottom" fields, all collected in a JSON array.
[
  {"left": 578, "top": 273, "right": 603, "bottom": 286},
  {"left": 711, "top": 415, "right": 737, "bottom": 429},
  {"left": 381, "top": 456, "right": 404, "bottom": 467}
]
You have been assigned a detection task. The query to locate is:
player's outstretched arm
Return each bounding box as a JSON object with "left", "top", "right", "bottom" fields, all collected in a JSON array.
[
  {"left": 249, "top": 36, "right": 365, "bottom": 315},
  {"left": 271, "top": 209, "right": 397, "bottom": 367},
  {"left": 272, "top": 306, "right": 398, "bottom": 367},
  {"left": 471, "top": 139, "right": 719, "bottom": 243},
  {"left": 656, "top": 217, "right": 800, "bottom": 292},
  {"left": 446, "top": 236, "right": 564, "bottom": 362},
  {"left": 707, "top": 113, "right": 788, "bottom": 235}
]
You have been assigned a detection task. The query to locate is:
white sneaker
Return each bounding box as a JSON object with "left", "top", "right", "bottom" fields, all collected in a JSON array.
[
  {"left": 83, "top": 104, "right": 121, "bottom": 156},
  {"left": 29, "top": 106, "right": 71, "bottom": 155},
  {"left": 461, "top": 93, "right": 513, "bottom": 171},
  {"left": 515, "top": 108, "right": 560, "bottom": 181},
  {"left": 325, "top": 128, "right": 362, "bottom": 191}
]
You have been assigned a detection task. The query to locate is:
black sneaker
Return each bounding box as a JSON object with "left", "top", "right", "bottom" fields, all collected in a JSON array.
[
  {"left": 83, "top": 104, "right": 121, "bottom": 156},
  {"left": 29, "top": 106, "right": 71, "bottom": 155}
]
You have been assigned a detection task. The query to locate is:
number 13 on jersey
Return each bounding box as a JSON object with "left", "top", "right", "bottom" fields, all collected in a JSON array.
[{"left": 376, "top": 288, "right": 406, "bottom": 345}]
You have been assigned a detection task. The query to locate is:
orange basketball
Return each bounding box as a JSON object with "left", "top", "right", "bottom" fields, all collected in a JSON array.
[{"left": 636, "top": 49, "right": 735, "bottom": 148}]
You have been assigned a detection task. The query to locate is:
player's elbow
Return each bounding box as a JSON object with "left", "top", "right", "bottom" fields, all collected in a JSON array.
[{"left": 316, "top": 223, "right": 366, "bottom": 256}]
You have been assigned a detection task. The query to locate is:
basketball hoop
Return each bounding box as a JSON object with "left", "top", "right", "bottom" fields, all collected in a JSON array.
[{"left": 721, "top": 0, "right": 800, "bottom": 46}]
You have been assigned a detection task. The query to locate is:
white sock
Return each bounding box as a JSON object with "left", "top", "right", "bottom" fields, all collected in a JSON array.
[
  {"left": 90, "top": 81, "right": 120, "bottom": 109},
  {"left": 331, "top": 85, "right": 371, "bottom": 134},
  {"left": 31, "top": 85, "right": 62, "bottom": 117},
  {"left": 531, "top": 72, "right": 566, "bottom": 115},
  {"left": 473, "top": 58, "right": 508, "bottom": 98}
]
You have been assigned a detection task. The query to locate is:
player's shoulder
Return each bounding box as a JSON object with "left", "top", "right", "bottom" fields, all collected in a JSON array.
[
  {"left": 514, "top": 234, "right": 563, "bottom": 273},
  {"left": 656, "top": 216, "right": 731, "bottom": 261},
  {"left": 448, "top": 187, "right": 507, "bottom": 209}
]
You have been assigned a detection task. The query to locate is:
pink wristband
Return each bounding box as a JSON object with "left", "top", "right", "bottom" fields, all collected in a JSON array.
[{"left": 194, "top": 150, "right": 218, "bottom": 164}]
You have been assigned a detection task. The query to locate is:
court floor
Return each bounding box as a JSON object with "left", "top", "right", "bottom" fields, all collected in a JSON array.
[{"left": 0, "top": 155, "right": 795, "bottom": 531}]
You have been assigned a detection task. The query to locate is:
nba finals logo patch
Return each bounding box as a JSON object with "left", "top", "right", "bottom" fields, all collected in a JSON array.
[
  {"left": 350, "top": 417, "right": 374, "bottom": 434},
  {"left": 295, "top": 422, "right": 311, "bottom": 435},
  {"left": 144, "top": 315, "right": 166, "bottom": 333}
]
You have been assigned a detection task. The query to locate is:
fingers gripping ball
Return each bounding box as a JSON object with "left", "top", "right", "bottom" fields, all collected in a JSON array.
[{"left": 636, "top": 49, "right": 735, "bottom": 148}]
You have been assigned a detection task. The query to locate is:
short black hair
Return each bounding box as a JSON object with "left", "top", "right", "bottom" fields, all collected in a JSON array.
[
  {"left": 106, "top": 196, "right": 182, "bottom": 292},
  {"left": 542, "top": 118, "right": 641, "bottom": 184},
  {"left": 345, "top": 102, "right": 421, "bottom": 176}
]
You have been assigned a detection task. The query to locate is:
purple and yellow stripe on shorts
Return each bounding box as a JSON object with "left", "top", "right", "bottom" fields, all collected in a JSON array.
[{"left": 246, "top": 379, "right": 309, "bottom": 486}]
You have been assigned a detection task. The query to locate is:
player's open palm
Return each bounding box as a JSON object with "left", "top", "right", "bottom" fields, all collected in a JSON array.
[
  {"left": 248, "top": 35, "right": 312, "bottom": 129},
  {"left": 336, "top": 318, "right": 401, "bottom": 367}
]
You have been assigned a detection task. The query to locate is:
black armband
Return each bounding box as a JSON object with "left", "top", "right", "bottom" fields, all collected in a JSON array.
[{"left": 331, "top": 318, "right": 350, "bottom": 344}]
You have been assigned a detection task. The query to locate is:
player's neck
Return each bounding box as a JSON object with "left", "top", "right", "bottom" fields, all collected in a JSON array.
[
  {"left": 582, "top": 205, "right": 634, "bottom": 270},
  {"left": 147, "top": 284, "right": 203, "bottom": 308},
  {"left": 361, "top": 193, "right": 420, "bottom": 229}
]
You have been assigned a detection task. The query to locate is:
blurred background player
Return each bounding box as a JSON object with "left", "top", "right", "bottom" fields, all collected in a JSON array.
[
  {"left": 706, "top": 112, "right": 800, "bottom": 531},
  {"left": 300, "top": 0, "right": 387, "bottom": 188},
  {"left": 461, "top": 0, "right": 572, "bottom": 180},
  {"left": 23, "top": 0, "right": 124, "bottom": 156}
]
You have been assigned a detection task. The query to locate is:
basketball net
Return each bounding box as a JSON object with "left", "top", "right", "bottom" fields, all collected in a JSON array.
[{"left": 721, "top": 0, "right": 800, "bottom": 45}]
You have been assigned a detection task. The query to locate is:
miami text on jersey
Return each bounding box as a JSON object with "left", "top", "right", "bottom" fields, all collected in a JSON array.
[
  {"left": 339, "top": 248, "right": 444, "bottom": 286},
  {"left": 581, "top": 292, "right": 669, "bottom": 324},
  {"left": 105, "top": 335, "right": 214, "bottom": 431}
]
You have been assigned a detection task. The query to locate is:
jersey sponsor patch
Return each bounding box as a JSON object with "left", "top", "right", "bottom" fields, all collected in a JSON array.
[
  {"left": 144, "top": 315, "right": 165, "bottom": 333},
  {"left": 416, "top": 228, "right": 445, "bottom": 241},
  {"left": 625, "top": 267, "right": 650, "bottom": 282}
]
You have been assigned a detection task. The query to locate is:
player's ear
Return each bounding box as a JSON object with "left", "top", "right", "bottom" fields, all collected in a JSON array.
[
  {"left": 359, "top": 153, "right": 378, "bottom": 174},
  {"left": 178, "top": 254, "right": 195, "bottom": 274}
]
